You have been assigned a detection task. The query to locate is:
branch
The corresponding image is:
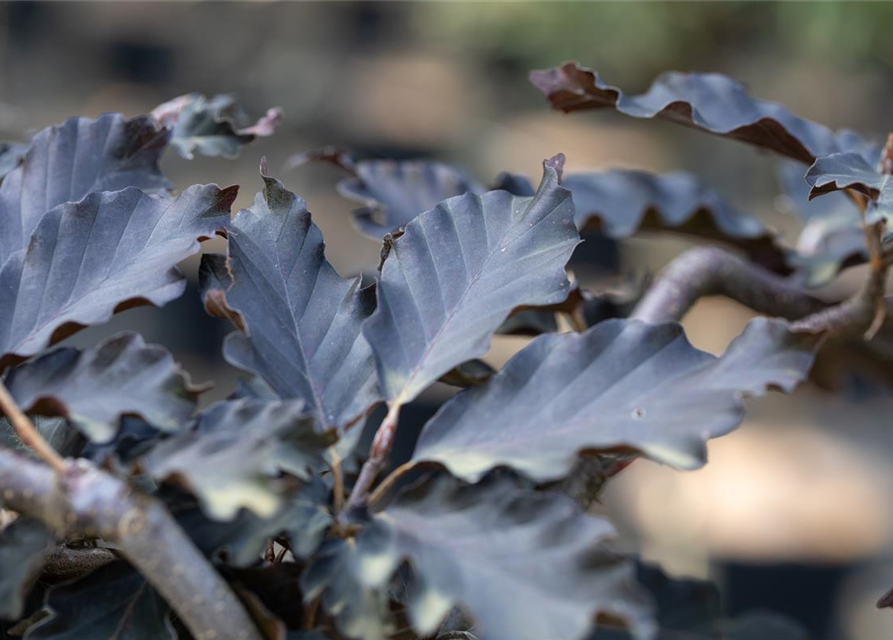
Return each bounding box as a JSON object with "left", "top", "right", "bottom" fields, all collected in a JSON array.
[
  {"left": 0, "top": 448, "right": 262, "bottom": 640},
  {"left": 343, "top": 403, "right": 401, "bottom": 514},
  {"left": 631, "top": 246, "right": 826, "bottom": 324}
]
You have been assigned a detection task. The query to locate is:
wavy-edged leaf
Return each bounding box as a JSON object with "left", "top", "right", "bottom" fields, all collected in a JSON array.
[
  {"left": 0, "top": 184, "right": 236, "bottom": 371},
  {"left": 337, "top": 159, "right": 484, "bottom": 239},
  {"left": 141, "top": 399, "right": 335, "bottom": 520},
  {"left": 309, "top": 475, "right": 654, "bottom": 640},
  {"left": 0, "top": 519, "right": 55, "bottom": 620},
  {"left": 174, "top": 475, "right": 331, "bottom": 566},
  {"left": 202, "top": 168, "right": 380, "bottom": 429},
  {"left": 0, "top": 114, "right": 170, "bottom": 268},
  {"left": 24, "top": 561, "right": 174, "bottom": 640},
  {"left": 152, "top": 94, "right": 282, "bottom": 159},
  {"left": 411, "top": 318, "right": 818, "bottom": 482},
  {"left": 364, "top": 157, "right": 579, "bottom": 405},
  {"left": 3, "top": 332, "right": 200, "bottom": 443},
  {"left": 530, "top": 62, "right": 870, "bottom": 164},
  {"left": 565, "top": 170, "right": 787, "bottom": 270},
  {"left": 779, "top": 160, "right": 866, "bottom": 287}
]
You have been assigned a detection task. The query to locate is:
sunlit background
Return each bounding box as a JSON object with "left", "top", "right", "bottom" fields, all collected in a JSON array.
[{"left": 3, "top": 2, "right": 893, "bottom": 638}]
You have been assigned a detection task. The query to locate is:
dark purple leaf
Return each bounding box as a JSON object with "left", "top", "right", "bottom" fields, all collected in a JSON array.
[
  {"left": 336, "top": 159, "right": 484, "bottom": 239},
  {"left": 141, "top": 399, "right": 335, "bottom": 520},
  {"left": 411, "top": 318, "right": 818, "bottom": 482},
  {"left": 306, "top": 475, "right": 654, "bottom": 640},
  {"left": 200, "top": 166, "right": 381, "bottom": 429},
  {"left": 530, "top": 62, "right": 871, "bottom": 164},
  {"left": 0, "top": 518, "right": 55, "bottom": 621},
  {"left": 3, "top": 333, "right": 201, "bottom": 443},
  {"left": 0, "top": 114, "right": 170, "bottom": 269},
  {"left": 0, "top": 184, "right": 235, "bottom": 371},
  {"left": 363, "top": 157, "right": 579, "bottom": 405},
  {"left": 152, "top": 94, "right": 282, "bottom": 160}
]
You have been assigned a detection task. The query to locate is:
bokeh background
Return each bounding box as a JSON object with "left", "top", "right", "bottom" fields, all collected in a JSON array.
[{"left": 3, "top": 2, "right": 893, "bottom": 638}]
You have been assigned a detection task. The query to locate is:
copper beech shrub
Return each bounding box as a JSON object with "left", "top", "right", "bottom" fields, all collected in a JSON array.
[{"left": 0, "top": 63, "right": 890, "bottom": 640}]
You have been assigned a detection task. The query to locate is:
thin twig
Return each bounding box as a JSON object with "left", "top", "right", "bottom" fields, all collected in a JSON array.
[
  {"left": 343, "top": 403, "right": 401, "bottom": 513},
  {"left": 329, "top": 451, "right": 344, "bottom": 515},
  {"left": 367, "top": 460, "right": 418, "bottom": 509},
  {"left": 0, "top": 379, "right": 66, "bottom": 473}
]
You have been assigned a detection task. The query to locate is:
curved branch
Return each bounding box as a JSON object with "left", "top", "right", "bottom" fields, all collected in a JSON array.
[
  {"left": 0, "top": 448, "right": 262, "bottom": 640},
  {"left": 631, "top": 246, "right": 827, "bottom": 324}
]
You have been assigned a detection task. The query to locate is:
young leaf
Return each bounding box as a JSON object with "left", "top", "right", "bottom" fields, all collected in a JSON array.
[
  {"left": 24, "top": 561, "right": 175, "bottom": 640},
  {"left": 530, "top": 62, "right": 870, "bottom": 164},
  {"left": 314, "top": 475, "right": 655, "bottom": 640},
  {"left": 0, "top": 518, "right": 55, "bottom": 621},
  {"left": 141, "top": 399, "right": 335, "bottom": 520},
  {"left": 152, "top": 94, "right": 282, "bottom": 160},
  {"left": 364, "top": 156, "right": 579, "bottom": 406},
  {"left": 3, "top": 332, "right": 201, "bottom": 443},
  {"left": 565, "top": 170, "right": 787, "bottom": 270},
  {"left": 336, "top": 158, "right": 485, "bottom": 239},
  {"left": 411, "top": 318, "right": 818, "bottom": 481},
  {"left": 0, "top": 114, "right": 170, "bottom": 268},
  {"left": 0, "top": 184, "right": 236, "bottom": 370},
  {"left": 201, "top": 167, "right": 381, "bottom": 429}
]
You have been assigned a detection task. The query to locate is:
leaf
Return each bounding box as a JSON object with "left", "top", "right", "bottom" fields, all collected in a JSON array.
[
  {"left": 201, "top": 166, "right": 381, "bottom": 429},
  {"left": 564, "top": 170, "right": 787, "bottom": 271},
  {"left": 141, "top": 399, "right": 335, "bottom": 520},
  {"left": 0, "top": 141, "right": 27, "bottom": 182},
  {"left": 0, "top": 114, "right": 170, "bottom": 268},
  {"left": 336, "top": 158, "right": 485, "bottom": 239},
  {"left": 778, "top": 161, "right": 866, "bottom": 287},
  {"left": 530, "top": 62, "right": 871, "bottom": 164},
  {"left": 152, "top": 94, "right": 282, "bottom": 159},
  {"left": 411, "top": 318, "right": 818, "bottom": 482},
  {"left": 24, "top": 561, "right": 174, "bottom": 640},
  {"left": 0, "top": 183, "right": 236, "bottom": 371},
  {"left": 364, "top": 157, "right": 579, "bottom": 405},
  {"left": 1, "top": 416, "right": 83, "bottom": 459},
  {"left": 0, "top": 519, "right": 55, "bottom": 620},
  {"left": 311, "top": 475, "right": 655, "bottom": 640},
  {"left": 3, "top": 333, "right": 201, "bottom": 443},
  {"left": 301, "top": 537, "right": 394, "bottom": 640},
  {"left": 173, "top": 475, "right": 332, "bottom": 565},
  {"left": 804, "top": 152, "right": 888, "bottom": 200}
]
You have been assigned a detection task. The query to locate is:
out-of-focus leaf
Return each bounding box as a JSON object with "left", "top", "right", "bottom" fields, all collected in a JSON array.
[
  {"left": 804, "top": 152, "right": 893, "bottom": 242},
  {"left": 1, "top": 416, "right": 82, "bottom": 459},
  {"left": 364, "top": 157, "right": 579, "bottom": 406},
  {"left": 80, "top": 417, "right": 163, "bottom": 466},
  {"left": 0, "top": 519, "right": 55, "bottom": 621},
  {"left": 590, "top": 562, "right": 721, "bottom": 640},
  {"left": 439, "top": 360, "right": 496, "bottom": 388},
  {"left": 411, "top": 318, "right": 818, "bottom": 481},
  {"left": 141, "top": 399, "right": 335, "bottom": 520},
  {"left": 336, "top": 158, "right": 484, "bottom": 239},
  {"left": 530, "top": 62, "right": 872, "bottom": 164},
  {"left": 565, "top": 170, "right": 787, "bottom": 271},
  {"left": 152, "top": 94, "right": 282, "bottom": 159},
  {"left": 0, "top": 184, "right": 236, "bottom": 371},
  {"left": 0, "top": 114, "right": 170, "bottom": 268},
  {"left": 313, "top": 475, "right": 654, "bottom": 640},
  {"left": 201, "top": 167, "right": 381, "bottom": 429},
  {"left": 3, "top": 333, "right": 200, "bottom": 443},
  {"left": 174, "top": 475, "right": 331, "bottom": 565},
  {"left": 0, "top": 142, "right": 27, "bottom": 182},
  {"left": 779, "top": 160, "right": 865, "bottom": 287},
  {"left": 224, "top": 564, "right": 306, "bottom": 634},
  {"left": 24, "top": 561, "right": 174, "bottom": 640},
  {"left": 301, "top": 537, "right": 394, "bottom": 640},
  {"left": 721, "top": 612, "right": 810, "bottom": 640},
  {"left": 497, "top": 308, "right": 559, "bottom": 336}
]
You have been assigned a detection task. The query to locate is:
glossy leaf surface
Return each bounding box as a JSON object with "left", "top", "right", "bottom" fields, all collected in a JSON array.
[
  {"left": 0, "top": 184, "right": 235, "bottom": 370},
  {"left": 202, "top": 168, "right": 380, "bottom": 429},
  {"left": 412, "top": 318, "right": 818, "bottom": 481},
  {"left": 364, "top": 158, "right": 579, "bottom": 405},
  {"left": 4, "top": 333, "right": 200, "bottom": 443}
]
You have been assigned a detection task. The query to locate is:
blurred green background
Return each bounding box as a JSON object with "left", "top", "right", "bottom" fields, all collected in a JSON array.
[{"left": 3, "top": 3, "right": 893, "bottom": 638}]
